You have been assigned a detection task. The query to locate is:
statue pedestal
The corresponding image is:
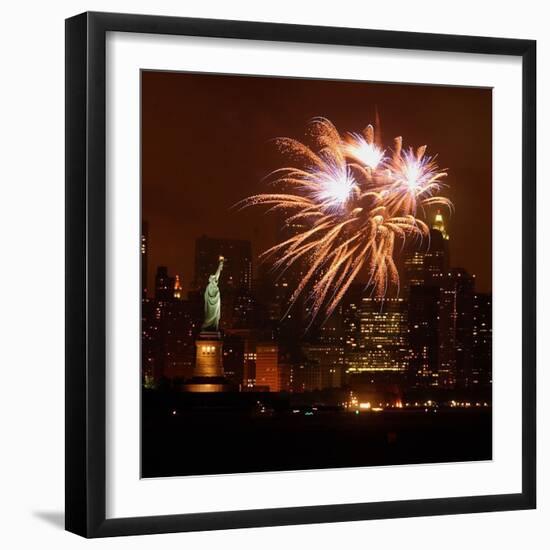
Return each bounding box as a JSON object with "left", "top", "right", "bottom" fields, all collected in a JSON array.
[
  {"left": 182, "top": 331, "right": 231, "bottom": 393},
  {"left": 194, "top": 331, "right": 223, "bottom": 378}
]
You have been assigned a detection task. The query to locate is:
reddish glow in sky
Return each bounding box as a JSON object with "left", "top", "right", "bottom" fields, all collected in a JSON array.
[{"left": 142, "top": 71, "right": 492, "bottom": 294}]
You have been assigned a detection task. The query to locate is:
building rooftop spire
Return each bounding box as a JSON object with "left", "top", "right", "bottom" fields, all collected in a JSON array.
[
  {"left": 173, "top": 274, "right": 182, "bottom": 300},
  {"left": 432, "top": 210, "right": 449, "bottom": 240}
]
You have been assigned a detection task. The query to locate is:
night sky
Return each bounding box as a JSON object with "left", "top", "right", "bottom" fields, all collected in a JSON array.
[{"left": 142, "top": 71, "right": 492, "bottom": 294}]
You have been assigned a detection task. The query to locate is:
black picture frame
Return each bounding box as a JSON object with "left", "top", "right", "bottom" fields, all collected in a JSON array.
[{"left": 65, "top": 11, "right": 536, "bottom": 538}]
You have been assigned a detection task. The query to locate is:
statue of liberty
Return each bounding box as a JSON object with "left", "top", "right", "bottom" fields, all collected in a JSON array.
[{"left": 202, "top": 256, "right": 224, "bottom": 331}]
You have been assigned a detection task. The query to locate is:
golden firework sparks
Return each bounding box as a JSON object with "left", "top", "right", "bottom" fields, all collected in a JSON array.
[{"left": 237, "top": 117, "right": 452, "bottom": 324}]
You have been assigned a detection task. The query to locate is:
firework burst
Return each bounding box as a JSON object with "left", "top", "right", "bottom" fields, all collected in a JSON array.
[{"left": 237, "top": 117, "right": 452, "bottom": 324}]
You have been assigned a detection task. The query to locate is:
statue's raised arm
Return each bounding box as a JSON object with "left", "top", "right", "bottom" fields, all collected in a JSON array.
[
  {"left": 213, "top": 256, "right": 224, "bottom": 282},
  {"left": 201, "top": 256, "right": 225, "bottom": 331}
]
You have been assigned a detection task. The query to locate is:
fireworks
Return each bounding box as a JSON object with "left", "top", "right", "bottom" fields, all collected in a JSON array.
[
  {"left": 238, "top": 117, "right": 452, "bottom": 324},
  {"left": 344, "top": 132, "right": 385, "bottom": 170}
]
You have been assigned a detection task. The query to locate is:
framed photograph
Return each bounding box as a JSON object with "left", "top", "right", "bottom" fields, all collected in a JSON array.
[{"left": 65, "top": 11, "right": 536, "bottom": 537}]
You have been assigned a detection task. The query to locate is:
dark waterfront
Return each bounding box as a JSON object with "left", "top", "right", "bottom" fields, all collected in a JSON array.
[{"left": 142, "top": 390, "right": 492, "bottom": 478}]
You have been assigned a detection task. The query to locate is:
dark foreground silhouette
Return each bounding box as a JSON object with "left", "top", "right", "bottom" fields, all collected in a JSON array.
[{"left": 142, "top": 390, "right": 492, "bottom": 478}]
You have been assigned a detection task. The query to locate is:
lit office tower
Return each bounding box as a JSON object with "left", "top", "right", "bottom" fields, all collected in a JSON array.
[
  {"left": 432, "top": 210, "right": 449, "bottom": 240},
  {"left": 255, "top": 342, "right": 280, "bottom": 392},
  {"left": 438, "top": 268, "right": 475, "bottom": 388},
  {"left": 402, "top": 210, "right": 450, "bottom": 293},
  {"left": 345, "top": 297, "right": 408, "bottom": 384},
  {"left": 430, "top": 210, "right": 449, "bottom": 263},
  {"left": 405, "top": 210, "right": 452, "bottom": 388},
  {"left": 407, "top": 285, "right": 439, "bottom": 387},
  {"left": 403, "top": 250, "right": 425, "bottom": 290},
  {"left": 242, "top": 333, "right": 257, "bottom": 389},
  {"left": 149, "top": 267, "right": 197, "bottom": 382},
  {"left": 342, "top": 283, "right": 363, "bottom": 366},
  {"left": 472, "top": 292, "right": 492, "bottom": 387},
  {"left": 141, "top": 221, "right": 148, "bottom": 298},
  {"left": 424, "top": 225, "right": 449, "bottom": 286},
  {"left": 342, "top": 284, "right": 363, "bottom": 318}
]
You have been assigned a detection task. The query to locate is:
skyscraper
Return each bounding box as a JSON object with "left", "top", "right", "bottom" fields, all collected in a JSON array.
[
  {"left": 405, "top": 210, "right": 453, "bottom": 388},
  {"left": 424, "top": 228, "right": 449, "bottom": 286},
  {"left": 345, "top": 297, "right": 408, "bottom": 384},
  {"left": 161, "top": 298, "right": 196, "bottom": 381},
  {"left": 255, "top": 342, "right": 280, "bottom": 391},
  {"left": 402, "top": 210, "right": 450, "bottom": 294},
  {"left": 403, "top": 250, "right": 425, "bottom": 291},
  {"left": 255, "top": 261, "right": 305, "bottom": 350},
  {"left": 341, "top": 283, "right": 364, "bottom": 381},
  {"left": 146, "top": 267, "right": 198, "bottom": 383},
  {"left": 173, "top": 274, "right": 183, "bottom": 300},
  {"left": 292, "top": 289, "right": 346, "bottom": 390},
  {"left": 432, "top": 210, "right": 450, "bottom": 241},
  {"left": 220, "top": 327, "right": 259, "bottom": 390},
  {"left": 438, "top": 268, "right": 475, "bottom": 387},
  {"left": 403, "top": 212, "right": 481, "bottom": 389},
  {"left": 231, "top": 289, "right": 255, "bottom": 329},
  {"left": 290, "top": 360, "right": 330, "bottom": 392},
  {"left": 141, "top": 222, "right": 154, "bottom": 384},
  {"left": 301, "top": 343, "right": 344, "bottom": 389},
  {"left": 472, "top": 292, "right": 493, "bottom": 387},
  {"left": 407, "top": 284, "right": 440, "bottom": 387},
  {"left": 141, "top": 298, "right": 159, "bottom": 386},
  {"left": 222, "top": 334, "right": 245, "bottom": 388}
]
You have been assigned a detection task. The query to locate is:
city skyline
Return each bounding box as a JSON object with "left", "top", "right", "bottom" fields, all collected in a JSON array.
[{"left": 141, "top": 211, "right": 492, "bottom": 394}]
